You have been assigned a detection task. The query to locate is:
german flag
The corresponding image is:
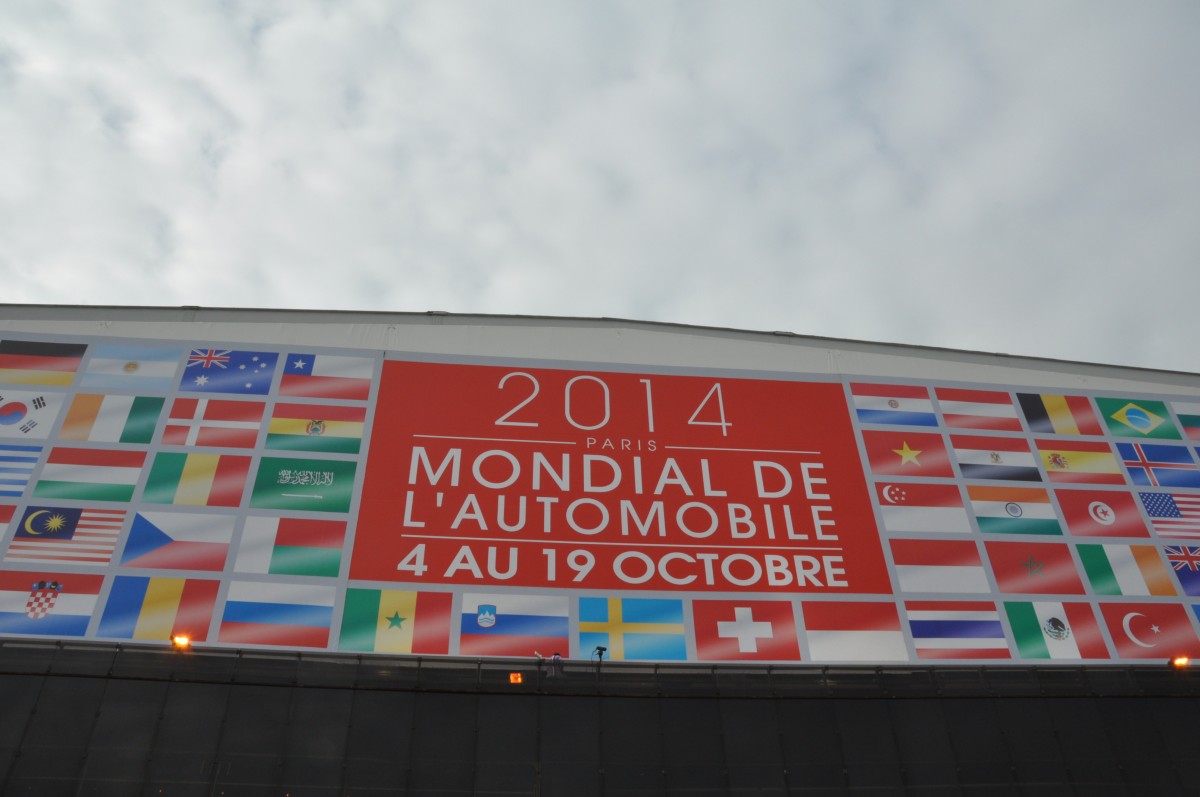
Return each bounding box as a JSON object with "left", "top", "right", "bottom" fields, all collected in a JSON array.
[{"left": 0, "top": 341, "right": 88, "bottom": 386}]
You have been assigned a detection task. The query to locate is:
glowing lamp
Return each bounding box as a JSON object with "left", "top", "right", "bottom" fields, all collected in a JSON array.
[
  {"left": 509, "top": 672, "right": 523, "bottom": 684},
  {"left": 171, "top": 635, "right": 191, "bottom": 650},
  {"left": 1170, "top": 655, "right": 1190, "bottom": 669}
]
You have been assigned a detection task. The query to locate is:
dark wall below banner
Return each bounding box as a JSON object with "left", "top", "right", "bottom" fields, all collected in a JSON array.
[{"left": 0, "top": 643, "right": 1198, "bottom": 795}]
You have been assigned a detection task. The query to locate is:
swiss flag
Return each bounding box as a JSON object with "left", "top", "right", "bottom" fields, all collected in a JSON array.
[
  {"left": 692, "top": 600, "right": 800, "bottom": 661},
  {"left": 861, "top": 430, "right": 954, "bottom": 478},
  {"left": 1055, "top": 489, "right": 1148, "bottom": 538},
  {"left": 1099, "top": 602, "right": 1200, "bottom": 659}
]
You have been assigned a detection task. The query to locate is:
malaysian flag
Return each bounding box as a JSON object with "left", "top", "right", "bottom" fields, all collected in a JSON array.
[
  {"left": 5, "top": 506, "right": 126, "bottom": 564},
  {"left": 1139, "top": 492, "right": 1200, "bottom": 539}
]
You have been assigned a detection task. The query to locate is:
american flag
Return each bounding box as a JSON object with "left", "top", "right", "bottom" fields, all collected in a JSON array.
[{"left": 1139, "top": 492, "right": 1200, "bottom": 539}]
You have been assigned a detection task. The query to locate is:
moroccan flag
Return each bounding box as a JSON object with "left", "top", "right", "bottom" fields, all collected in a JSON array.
[
  {"left": 1116, "top": 442, "right": 1200, "bottom": 488},
  {"left": 967, "top": 485, "right": 1060, "bottom": 535},
  {"left": 142, "top": 452, "right": 251, "bottom": 507},
  {"left": 235, "top": 516, "right": 345, "bottom": 577},
  {"left": 339, "top": 589, "right": 452, "bottom": 654},
  {"left": 1004, "top": 601, "right": 1109, "bottom": 660},
  {"left": 34, "top": 447, "right": 144, "bottom": 502},
  {"left": 0, "top": 570, "right": 104, "bottom": 637},
  {"left": 0, "top": 390, "right": 66, "bottom": 440},
  {"left": 889, "top": 538, "right": 989, "bottom": 593},
  {"left": 1055, "top": 489, "right": 1148, "bottom": 538},
  {"left": 1017, "top": 394, "right": 1102, "bottom": 436},
  {"left": 801, "top": 601, "right": 907, "bottom": 662},
  {"left": 0, "top": 340, "right": 87, "bottom": 386},
  {"left": 249, "top": 457, "right": 357, "bottom": 514},
  {"left": 59, "top": 394, "right": 164, "bottom": 444},
  {"left": 1164, "top": 546, "right": 1200, "bottom": 596},
  {"left": 279, "top": 353, "right": 374, "bottom": 401},
  {"left": 935, "top": 388, "right": 1021, "bottom": 432},
  {"left": 1037, "top": 439, "right": 1124, "bottom": 485},
  {"left": 1099, "top": 602, "right": 1200, "bottom": 659},
  {"left": 691, "top": 600, "right": 801, "bottom": 661},
  {"left": 266, "top": 402, "right": 366, "bottom": 454},
  {"left": 861, "top": 431, "right": 954, "bottom": 478},
  {"left": 951, "top": 435, "right": 1041, "bottom": 482},
  {"left": 1076, "top": 543, "right": 1175, "bottom": 596},
  {"left": 1172, "top": 401, "right": 1200, "bottom": 442},
  {"left": 984, "top": 540, "right": 1085, "bottom": 594},
  {"left": 463, "top": 593, "right": 571, "bottom": 658},
  {"left": 905, "top": 600, "right": 1009, "bottom": 660},
  {"left": 577, "top": 596, "right": 685, "bottom": 661},
  {"left": 849, "top": 383, "right": 937, "bottom": 427},
  {"left": 98, "top": 576, "right": 219, "bottom": 642},
  {"left": 1096, "top": 398, "right": 1180, "bottom": 440},
  {"left": 120, "top": 512, "right": 235, "bottom": 571},
  {"left": 875, "top": 482, "right": 970, "bottom": 534},
  {"left": 219, "top": 581, "right": 336, "bottom": 648},
  {"left": 162, "top": 398, "right": 264, "bottom": 448},
  {"left": 80, "top": 344, "right": 182, "bottom": 392}
]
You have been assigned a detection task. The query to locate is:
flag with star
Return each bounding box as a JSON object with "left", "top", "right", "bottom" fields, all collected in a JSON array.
[
  {"left": 338, "top": 588, "right": 452, "bottom": 654},
  {"left": 691, "top": 599, "right": 800, "bottom": 661},
  {"left": 1099, "top": 602, "right": 1200, "bottom": 659},
  {"left": 179, "top": 348, "right": 279, "bottom": 395},
  {"left": 861, "top": 430, "right": 954, "bottom": 478},
  {"left": 984, "top": 540, "right": 1085, "bottom": 594}
]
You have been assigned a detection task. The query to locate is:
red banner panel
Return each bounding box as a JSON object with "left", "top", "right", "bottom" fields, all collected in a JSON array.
[{"left": 352, "top": 362, "right": 891, "bottom": 594}]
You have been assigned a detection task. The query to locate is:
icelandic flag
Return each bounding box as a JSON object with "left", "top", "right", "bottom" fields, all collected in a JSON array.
[{"left": 459, "top": 593, "right": 569, "bottom": 657}]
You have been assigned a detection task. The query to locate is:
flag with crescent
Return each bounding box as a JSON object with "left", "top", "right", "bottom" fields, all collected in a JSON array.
[
  {"left": 4, "top": 505, "right": 126, "bottom": 565},
  {"left": 1098, "top": 602, "right": 1200, "bottom": 659}
]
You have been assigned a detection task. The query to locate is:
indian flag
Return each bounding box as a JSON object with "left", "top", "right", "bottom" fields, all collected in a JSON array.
[{"left": 967, "top": 485, "right": 1061, "bottom": 535}]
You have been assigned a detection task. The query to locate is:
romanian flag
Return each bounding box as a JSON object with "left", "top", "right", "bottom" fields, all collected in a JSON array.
[
  {"left": 0, "top": 340, "right": 87, "bottom": 386},
  {"left": 98, "top": 576, "right": 219, "bottom": 642}
]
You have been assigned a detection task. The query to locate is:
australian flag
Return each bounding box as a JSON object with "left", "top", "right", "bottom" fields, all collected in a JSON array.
[{"left": 180, "top": 348, "right": 279, "bottom": 396}]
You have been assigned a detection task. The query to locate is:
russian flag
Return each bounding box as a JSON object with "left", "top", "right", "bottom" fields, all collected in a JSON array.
[
  {"left": 850, "top": 383, "right": 937, "bottom": 427},
  {"left": 218, "top": 581, "right": 335, "bottom": 648},
  {"left": 459, "top": 593, "right": 569, "bottom": 657}
]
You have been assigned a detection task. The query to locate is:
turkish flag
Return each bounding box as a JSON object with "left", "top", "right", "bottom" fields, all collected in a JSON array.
[
  {"left": 1098, "top": 602, "right": 1200, "bottom": 659},
  {"left": 1055, "top": 489, "right": 1149, "bottom": 538},
  {"left": 692, "top": 600, "right": 800, "bottom": 661}
]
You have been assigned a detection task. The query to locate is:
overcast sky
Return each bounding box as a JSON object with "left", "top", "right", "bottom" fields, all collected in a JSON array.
[{"left": 2, "top": 2, "right": 1197, "bottom": 372}]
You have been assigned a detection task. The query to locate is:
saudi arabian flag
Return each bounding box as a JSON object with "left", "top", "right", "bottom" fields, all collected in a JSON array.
[
  {"left": 1005, "top": 602, "right": 1085, "bottom": 659},
  {"left": 249, "top": 457, "right": 356, "bottom": 514}
]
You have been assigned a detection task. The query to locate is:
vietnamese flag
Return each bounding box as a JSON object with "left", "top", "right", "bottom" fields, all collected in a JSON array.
[
  {"left": 692, "top": 600, "right": 800, "bottom": 661},
  {"left": 861, "top": 431, "right": 954, "bottom": 478},
  {"left": 1099, "top": 602, "right": 1200, "bottom": 659},
  {"left": 984, "top": 540, "right": 1085, "bottom": 594},
  {"left": 1055, "top": 489, "right": 1148, "bottom": 538}
]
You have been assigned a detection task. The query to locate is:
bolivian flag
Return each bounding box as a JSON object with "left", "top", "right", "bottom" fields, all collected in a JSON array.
[{"left": 265, "top": 402, "right": 365, "bottom": 454}]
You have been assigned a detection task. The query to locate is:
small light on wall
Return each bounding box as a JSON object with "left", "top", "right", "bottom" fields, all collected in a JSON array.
[
  {"left": 509, "top": 672, "right": 523, "bottom": 684},
  {"left": 1169, "top": 655, "right": 1190, "bottom": 669},
  {"left": 171, "top": 634, "right": 191, "bottom": 650}
]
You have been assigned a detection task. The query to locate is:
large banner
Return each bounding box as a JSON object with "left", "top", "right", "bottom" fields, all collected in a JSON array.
[{"left": 3, "top": 333, "right": 1200, "bottom": 664}]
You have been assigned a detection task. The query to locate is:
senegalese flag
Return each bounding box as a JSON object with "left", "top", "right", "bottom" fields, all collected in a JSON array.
[
  {"left": 1095, "top": 398, "right": 1180, "bottom": 440},
  {"left": 235, "top": 517, "right": 345, "bottom": 577},
  {"left": 265, "top": 402, "right": 366, "bottom": 454},
  {"left": 1077, "top": 543, "right": 1176, "bottom": 597},
  {"left": 339, "top": 589, "right": 452, "bottom": 654},
  {"left": 249, "top": 457, "right": 356, "bottom": 514},
  {"left": 97, "top": 575, "right": 219, "bottom": 642},
  {"left": 59, "top": 394, "right": 164, "bottom": 444},
  {"left": 578, "top": 596, "right": 687, "bottom": 661},
  {"left": 142, "top": 452, "right": 251, "bottom": 507},
  {"left": 0, "top": 340, "right": 87, "bottom": 386}
]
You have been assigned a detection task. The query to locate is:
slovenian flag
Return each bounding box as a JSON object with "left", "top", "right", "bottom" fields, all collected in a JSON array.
[
  {"left": 459, "top": 593, "right": 569, "bottom": 657},
  {"left": 850, "top": 383, "right": 937, "bottom": 427},
  {"left": 279, "top": 353, "right": 374, "bottom": 401},
  {"left": 219, "top": 581, "right": 336, "bottom": 648},
  {"left": 905, "top": 600, "right": 1010, "bottom": 660}
]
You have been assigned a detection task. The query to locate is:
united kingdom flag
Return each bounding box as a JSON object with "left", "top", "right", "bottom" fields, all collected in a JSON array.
[{"left": 1165, "top": 546, "right": 1200, "bottom": 596}]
